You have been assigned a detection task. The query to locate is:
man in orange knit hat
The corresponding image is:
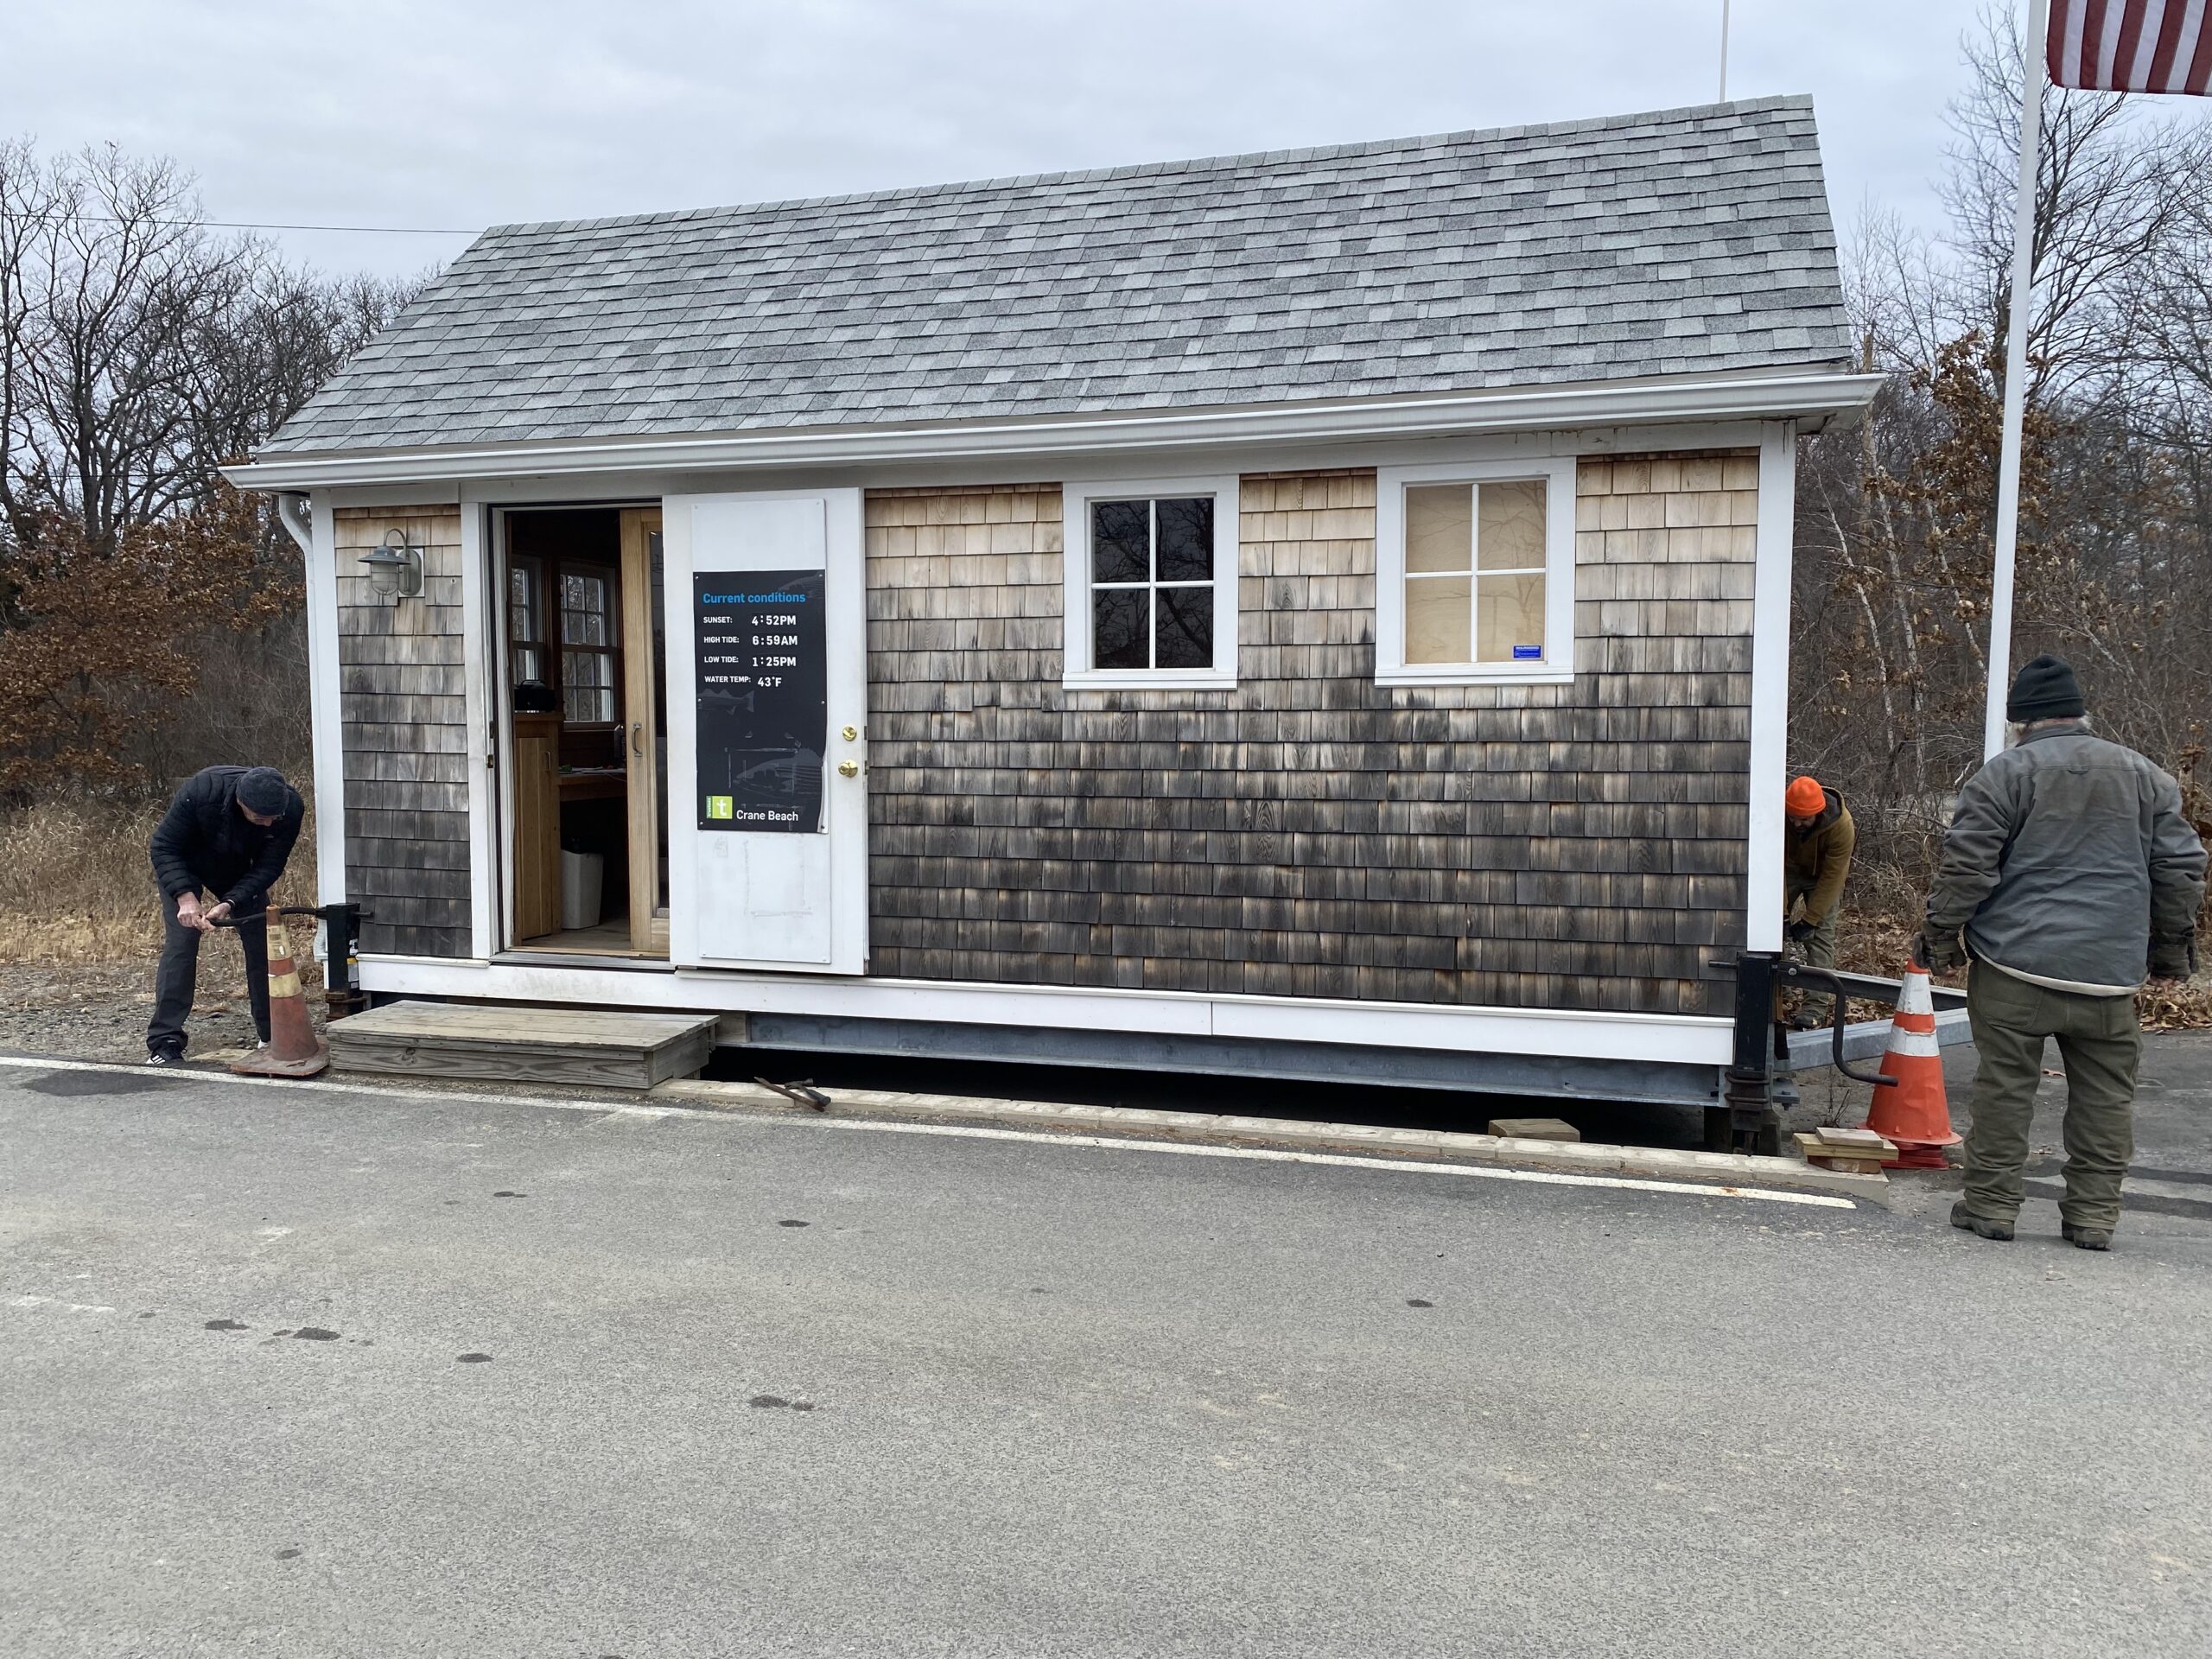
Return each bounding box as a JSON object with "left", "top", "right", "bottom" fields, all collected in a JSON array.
[{"left": 1783, "top": 775, "right": 1854, "bottom": 1027}]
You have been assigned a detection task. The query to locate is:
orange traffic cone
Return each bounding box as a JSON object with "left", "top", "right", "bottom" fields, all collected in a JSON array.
[
  {"left": 230, "top": 917, "right": 329, "bottom": 1078},
  {"left": 1863, "top": 963, "right": 1959, "bottom": 1169}
]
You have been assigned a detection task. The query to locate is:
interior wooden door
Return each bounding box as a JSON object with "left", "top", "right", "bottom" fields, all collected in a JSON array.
[
  {"left": 620, "top": 508, "right": 667, "bottom": 955},
  {"left": 511, "top": 712, "right": 563, "bottom": 941}
]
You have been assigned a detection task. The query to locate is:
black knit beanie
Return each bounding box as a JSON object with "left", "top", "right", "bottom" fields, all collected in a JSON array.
[
  {"left": 2005, "top": 654, "right": 2085, "bottom": 722},
  {"left": 237, "top": 766, "right": 290, "bottom": 817}
]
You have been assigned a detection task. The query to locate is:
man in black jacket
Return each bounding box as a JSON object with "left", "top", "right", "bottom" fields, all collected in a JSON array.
[{"left": 146, "top": 766, "right": 305, "bottom": 1063}]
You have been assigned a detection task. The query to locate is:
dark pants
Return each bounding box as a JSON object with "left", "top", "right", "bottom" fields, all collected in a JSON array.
[
  {"left": 1783, "top": 886, "right": 1840, "bottom": 1022},
  {"left": 1961, "top": 963, "right": 2140, "bottom": 1233},
  {"left": 148, "top": 890, "right": 269, "bottom": 1058}
]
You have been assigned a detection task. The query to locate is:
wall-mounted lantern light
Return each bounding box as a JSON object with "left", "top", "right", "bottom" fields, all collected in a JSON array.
[{"left": 359, "top": 527, "right": 423, "bottom": 601}]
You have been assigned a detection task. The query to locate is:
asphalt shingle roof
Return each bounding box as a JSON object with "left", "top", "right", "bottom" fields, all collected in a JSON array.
[{"left": 263, "top": 97, "right": 1853, "bottom": 456}]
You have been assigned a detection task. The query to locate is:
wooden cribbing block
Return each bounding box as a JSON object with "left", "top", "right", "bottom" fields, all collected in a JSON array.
[{"left": 1795, "top": 1130, "right": 1897, "bottom": 1174}]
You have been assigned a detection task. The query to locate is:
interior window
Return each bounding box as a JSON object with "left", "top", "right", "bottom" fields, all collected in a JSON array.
[
  {"left": 1089, "top": 497, "right": 1214, "bottom": 671},
  {"left": 559, "top": 570, "right": 619, "bottom": 725},
  {"left": 508, "top": 558, "right": 543, "bottom": 687},
  {"left": 1403, "top": 480, "right": 1548, "bottom": 665}
]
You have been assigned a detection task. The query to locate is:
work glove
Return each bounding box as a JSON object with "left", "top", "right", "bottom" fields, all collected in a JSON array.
[
  {"left": 2149, "top": 936, "right": 2199, "bottom": 981},
  {"left": 1915, "top": 930, "right": 1966, "bottom": 975},
  {"left": 1787, "top": 920, "right": 1815, "bottom": 943}
]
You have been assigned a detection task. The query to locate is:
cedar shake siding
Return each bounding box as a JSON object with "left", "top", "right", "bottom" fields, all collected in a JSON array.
[
  {"left": 863, "top": 456, "right": 1755, "bottom": 1015},
  {"left": 334, "top": 507, "right": 471, "bottom": 958}
]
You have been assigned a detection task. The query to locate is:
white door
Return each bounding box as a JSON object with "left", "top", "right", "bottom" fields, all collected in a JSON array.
[{"left": 663, "top": 489, "right": 867, "bottom": 973}]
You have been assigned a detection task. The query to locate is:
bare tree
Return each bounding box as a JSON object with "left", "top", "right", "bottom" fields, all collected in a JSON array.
[
  {"left": 1791, "top": 5, "right": 2212, "bottom": 935},
  {"left": 1, "top": 144, "right": 420, "bottom": 558},
  {"left": 0, "top": 140, "right": 428, "bottom": 793}
]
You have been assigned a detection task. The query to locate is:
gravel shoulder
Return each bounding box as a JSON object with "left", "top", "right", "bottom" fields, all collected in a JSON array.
[{"left": 0, "top": 953, "right": 323, "bottom": 1065}]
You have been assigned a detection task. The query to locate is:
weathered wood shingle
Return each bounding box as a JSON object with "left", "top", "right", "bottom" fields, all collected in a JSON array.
[
  {"left": 334, "top": 508, "right": 470, "bottom": 958},
  {"left": 863, "top": 457, "right": 1755, "bottom": 1015}
]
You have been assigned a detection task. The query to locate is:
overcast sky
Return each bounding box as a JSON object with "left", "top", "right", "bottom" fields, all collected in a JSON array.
[{"left": 10, "top": 1, "right": 2042, "bottom": 282}]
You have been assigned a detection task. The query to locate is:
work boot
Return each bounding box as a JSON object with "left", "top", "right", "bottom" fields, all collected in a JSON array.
[
  {"left": 1950, "top": 1201, "right": 2015, "bottom": 1242},
  {"left": 2061, "top": 1220, "right": 2113, "bottom": 1252}
]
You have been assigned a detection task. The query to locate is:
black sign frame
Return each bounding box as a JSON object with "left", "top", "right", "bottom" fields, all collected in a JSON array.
[{"left": 692, "top": 570, "right": 828, "bottom": 833}]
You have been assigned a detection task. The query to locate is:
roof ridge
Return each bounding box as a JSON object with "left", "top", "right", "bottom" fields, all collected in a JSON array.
[{"left": 474, "top": 95, "right": 1817, "bottom": 243}]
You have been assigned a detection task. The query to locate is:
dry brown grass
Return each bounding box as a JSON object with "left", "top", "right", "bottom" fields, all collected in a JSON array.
[{"left": 0, "top": 791, "right": 319, "bottom": 965}]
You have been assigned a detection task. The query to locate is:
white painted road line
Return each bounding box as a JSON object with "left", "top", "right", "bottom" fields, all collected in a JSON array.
[
  {"left": 10, "top": 1294, "right": 118, "bottom": 1314},
  {"left": 783, "top": 1114, "right": 1859, "bottom": 1208},
  {"left": 0, "top": 1053, "right": 1855, "bottom": 1211}
]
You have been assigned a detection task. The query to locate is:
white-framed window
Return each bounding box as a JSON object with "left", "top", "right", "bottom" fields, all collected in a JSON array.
[
  {"left": 508, "top": 556, "right": 544, "bottom": 689},
  {"left": 1374, "top": 457, "right": 1577, "bottom": 685},
  {"left": 1061, "top": 474, "right": 1240, "bottom": 689},
  {"left": 558, "top": 569, "right": 620, "bottom": 725}
]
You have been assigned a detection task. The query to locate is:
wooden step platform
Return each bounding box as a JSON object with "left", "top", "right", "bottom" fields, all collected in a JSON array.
[{"left": 327, "top": 1001, "right": 718, "bottom": 1090}]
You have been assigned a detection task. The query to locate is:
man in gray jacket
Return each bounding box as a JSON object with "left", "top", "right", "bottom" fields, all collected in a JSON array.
[{"left": 1922, "top": 655, "right": 2205, "bottom": 1249}]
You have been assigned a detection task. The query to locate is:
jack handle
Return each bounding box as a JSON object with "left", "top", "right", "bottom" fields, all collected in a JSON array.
[
  {"left": 1776, "top": 962, "right": 1897, "bottom": 1088},
  {"left": 206, "top": 903, "right": 375, "bottom": 929}
]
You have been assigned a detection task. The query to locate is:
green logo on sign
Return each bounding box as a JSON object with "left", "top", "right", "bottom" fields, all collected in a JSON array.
[{"left": 705, "top": 795, "right": 734, "bottom": 819}]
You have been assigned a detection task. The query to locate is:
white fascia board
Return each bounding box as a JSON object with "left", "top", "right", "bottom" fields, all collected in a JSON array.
[
  {"left": 328, "top": 480, "right": 461, "bottom": 507},
  {"left": 222, "top": 371, "right": 1886, "bottom": 493},
  {"left": 354, "top": 956, "right": 1735, "bottom": 1067},
  {"left": 366, "top": 421, "right": 1782, "bottom": 511}
]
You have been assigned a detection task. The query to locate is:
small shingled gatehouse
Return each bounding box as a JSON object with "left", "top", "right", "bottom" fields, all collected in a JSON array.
[{"left": 226, "top": 96, "right": 1879, "bottom": 1109}]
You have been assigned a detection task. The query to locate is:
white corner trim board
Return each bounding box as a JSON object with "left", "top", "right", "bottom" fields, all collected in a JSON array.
[
  {"left": 221, "top": 372, "right": 1887, "bottom": 491},
  {"left": 304, "top": 494, "right": 347, "bottom": 944},
  {"left": 1745, "top": 423, "right": 1796, "bottom": 955},
  {"left": 353, "top": 955, "right": 1735, "bottom": 1067}
]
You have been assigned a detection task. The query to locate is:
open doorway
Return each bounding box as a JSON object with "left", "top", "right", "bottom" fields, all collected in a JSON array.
[{"left": 500, "top": 504, "right": 668, "bottom": 957}]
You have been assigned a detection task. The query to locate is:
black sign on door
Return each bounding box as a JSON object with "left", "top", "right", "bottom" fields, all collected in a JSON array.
[{"left": 693, "top": 570, "right": 827, "bottom": 832}]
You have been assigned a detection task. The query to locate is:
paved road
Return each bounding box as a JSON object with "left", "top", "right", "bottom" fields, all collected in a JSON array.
[{"left": 4, "top": 1059, "right": 2209, "bottom": 1658}]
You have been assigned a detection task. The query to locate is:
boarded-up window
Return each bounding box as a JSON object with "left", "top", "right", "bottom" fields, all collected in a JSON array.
[{"left": 1403, "top": 480, "right": 1548, "bottom": 666}]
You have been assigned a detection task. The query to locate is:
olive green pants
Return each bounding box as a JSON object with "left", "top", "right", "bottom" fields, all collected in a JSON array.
[
  {"left": 1961, "top": 963, "right": 2140, "bottom": 1232},
  {"left": 1783, "top": 888, "right": 1839, "bottom": 1022}
]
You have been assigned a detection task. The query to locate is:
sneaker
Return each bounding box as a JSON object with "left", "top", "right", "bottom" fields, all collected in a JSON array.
[
  {"left": 1950, "top": 1201, "right": 2015, "bottom": 1242},
  {"left": 2061, "top": 1220, "right": 2113, "bottom": 1251},
  {"left": 145, "top": 1049, "right": 183, "bottom": 1066}
]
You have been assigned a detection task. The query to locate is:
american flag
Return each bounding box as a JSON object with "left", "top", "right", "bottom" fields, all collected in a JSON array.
[{"left": 2048, "top": 1, "right": 2212, "bottom": 93}]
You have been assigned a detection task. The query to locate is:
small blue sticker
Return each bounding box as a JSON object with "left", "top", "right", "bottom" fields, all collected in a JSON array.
[{"left": 1512, "top": 645, "right": 1542, "bottom": 660}]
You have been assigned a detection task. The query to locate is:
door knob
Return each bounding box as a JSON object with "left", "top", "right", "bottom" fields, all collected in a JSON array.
[
  {"left": 836, "top": 760, "right": 860, "bottom": 778},
  {"left": 841, "top": 725, "right": 859, "bottom": 742}
]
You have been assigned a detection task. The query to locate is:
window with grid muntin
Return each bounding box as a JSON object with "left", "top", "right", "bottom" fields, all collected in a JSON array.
[
  {"left": 508, "top": 559, "right": 545, "bottom": 688},
  {"left": 1089, "top": 496, "right": 1215, "bottom": 671},
  {"left": 1403, "top": 479, "right": 1548, "bottom": 666},
  {"left": 559, "top": 570, "right": 619, "bottom": 725}
]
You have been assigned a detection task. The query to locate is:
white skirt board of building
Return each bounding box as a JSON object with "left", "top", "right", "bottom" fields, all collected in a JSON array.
[{"left": 227, "top": 97, "right": 1881, "bottom": 1107}]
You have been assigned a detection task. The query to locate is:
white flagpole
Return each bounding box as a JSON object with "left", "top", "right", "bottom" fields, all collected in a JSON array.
[
  {"left": 1719, "top": 0, "right": 1732, "bottom": 101},
  {"left": 1984, "top": 0, "right": 2049, "bottom": 760}
]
